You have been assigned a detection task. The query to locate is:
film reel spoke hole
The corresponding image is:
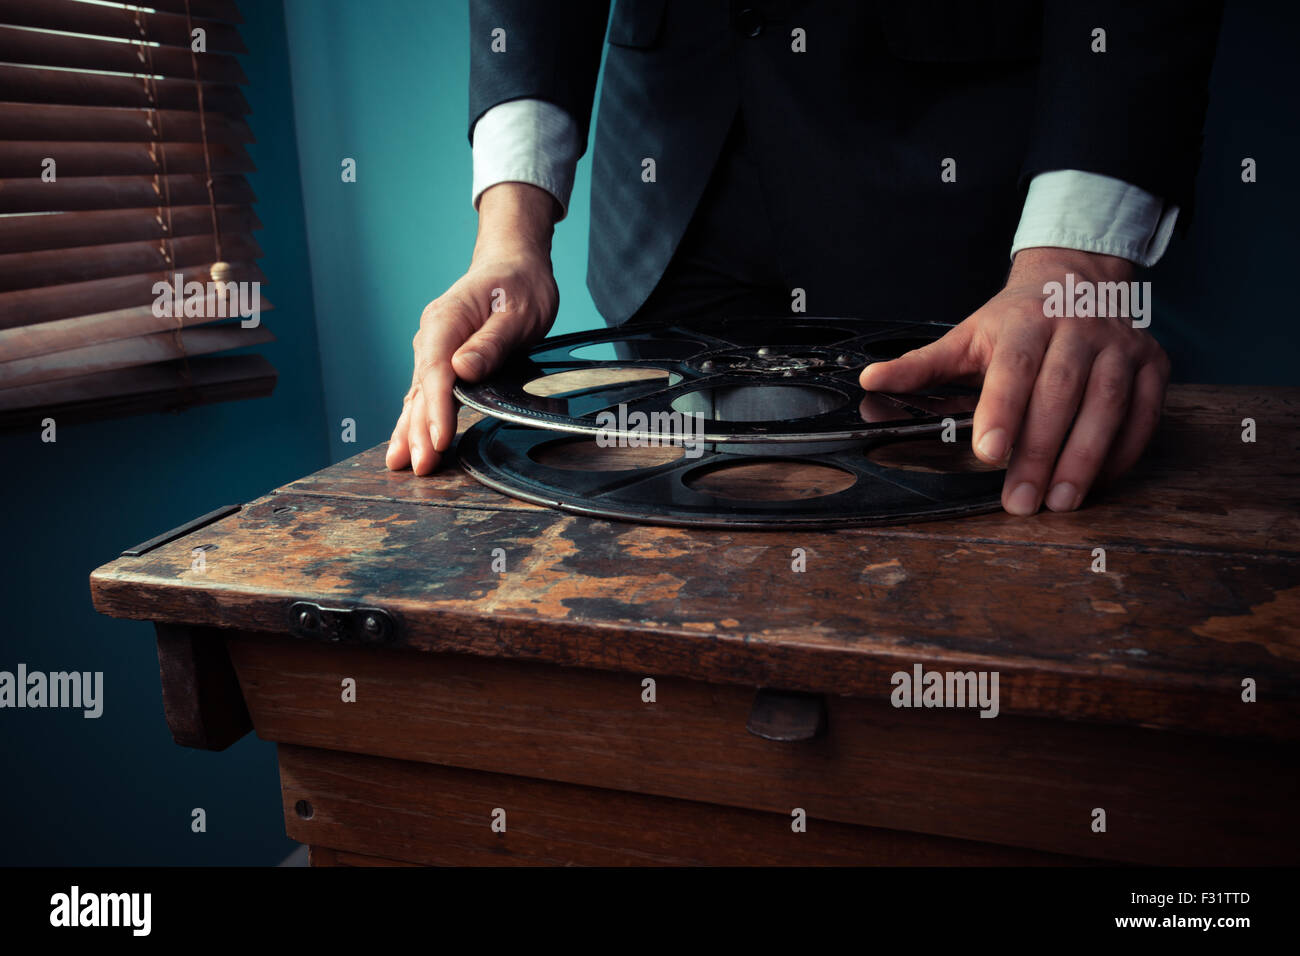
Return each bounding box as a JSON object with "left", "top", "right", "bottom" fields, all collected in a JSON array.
[
  {"left": 671, "top": 384, "right": 846, "bottom": 422},
  {"left": 865, "top": 438, "right": 1002, "bottom": 473},
  {"left": 684, "top": 461, "right": 858, "bottom": 501},
  {"left": 569, "top": 338, "right": 706, "bottom": 361},
  {"left": 529, "top": 436, "right": 684, "bottom": 472},
  {"left": 522, "top": 366, "right": 678, "bottom": 398}
]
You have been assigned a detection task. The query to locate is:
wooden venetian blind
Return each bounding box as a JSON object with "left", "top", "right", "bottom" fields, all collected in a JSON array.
[{"left": 0, "top": 0, "right": 276, "bottom": 429}]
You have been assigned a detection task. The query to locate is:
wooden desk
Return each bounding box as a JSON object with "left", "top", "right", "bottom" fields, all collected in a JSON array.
[{"left": 90, "top": 385, "right": 1300, "bottom": 865}]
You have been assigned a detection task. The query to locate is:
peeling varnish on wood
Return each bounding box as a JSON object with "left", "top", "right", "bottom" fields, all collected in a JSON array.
[
  {"left": 1191, "top": 586, "right": 1300, "bottom": 660},
  {"left": 862, "top": 558, "right": 908, "bottom": 588},
  {"left": 172, "top": 505, "right": 419, "bottom": 594},
  {"left": 1091, "top": 601, "right": 1128, "bottom": 615},
  {"left": 471, "top": 517, "right": 686, "bottom": 619},
  {"left": 617, "top": 526, "right": 693, "bottom": 560}
]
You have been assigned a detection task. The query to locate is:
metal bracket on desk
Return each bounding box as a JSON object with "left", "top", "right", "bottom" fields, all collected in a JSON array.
[{"left": 288, "top": 602, "right": 397, "bottom": 645}]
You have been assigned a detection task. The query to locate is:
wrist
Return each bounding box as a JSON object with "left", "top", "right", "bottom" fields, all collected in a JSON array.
[
  {"left": 473, "top": 182, "right": 557, "bottom": 263},
  {"left": 1008, "top": 246, "right": 1135, "bottom": 288}
]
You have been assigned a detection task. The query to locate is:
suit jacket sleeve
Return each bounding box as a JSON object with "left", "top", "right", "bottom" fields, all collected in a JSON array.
[
  {"left": 1021, "top": 0, "right": 1223, "bottom": 210},
  {"left": 469, "top": 0, "right": 611, "bottom": 155}
]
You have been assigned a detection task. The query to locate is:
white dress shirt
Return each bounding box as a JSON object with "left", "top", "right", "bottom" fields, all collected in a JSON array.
[{"left": 471, "top": 98, "right": 1178, "bottom": 268}]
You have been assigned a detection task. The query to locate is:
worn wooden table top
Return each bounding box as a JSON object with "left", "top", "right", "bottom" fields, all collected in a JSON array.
[{"left": 90, "top": 384, "right": 1300, "bottom": 740}]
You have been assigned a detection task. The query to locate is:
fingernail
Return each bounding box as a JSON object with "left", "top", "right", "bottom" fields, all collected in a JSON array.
[
  {"left": 1045, "top": 482, "right": 1079, "bottom": 513},
  {"left": 431, "top": 425, "right": 441, "bottom": 451},
  {"left": 459, "top": 350, "right": 485, "bottom": 379},
  {"left": 976, "top": 428, "right": 1008, "bottom": 463},
  {"left": 1006, "top": 481, "right": 1039, "bottom": 516}
]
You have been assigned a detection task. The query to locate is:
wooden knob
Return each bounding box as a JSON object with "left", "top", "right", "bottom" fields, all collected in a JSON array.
[{"left": 209, "top": 261, "right": 232, "bottom": 285}]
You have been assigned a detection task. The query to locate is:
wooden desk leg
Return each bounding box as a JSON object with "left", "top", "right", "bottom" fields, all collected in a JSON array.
[{"left": 155, "top": 623, "right": 252, "bottom": 750}]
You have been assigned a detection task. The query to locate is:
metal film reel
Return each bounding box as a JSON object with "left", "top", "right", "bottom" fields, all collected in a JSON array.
[
  {"left": 458, "top": 418, "right": 1005, "bottom": 530},
  {"left": 454, "top": 316, "right": 980, "bottom": 444},
  {"left": 453, "top": 317, "right": 1005, "bottom": 529}
]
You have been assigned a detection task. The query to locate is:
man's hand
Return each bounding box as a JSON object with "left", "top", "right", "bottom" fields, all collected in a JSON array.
[
  {"left": 386, "top": 183, "right": 560, "bottom": 475},
  {"left": 859, "top": 247, "right": 1170, "bottom": 515}
]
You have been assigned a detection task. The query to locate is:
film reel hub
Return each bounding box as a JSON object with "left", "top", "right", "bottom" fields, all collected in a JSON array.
[{"left": 688, "top": 344, "right": 861, "bottom": 376}]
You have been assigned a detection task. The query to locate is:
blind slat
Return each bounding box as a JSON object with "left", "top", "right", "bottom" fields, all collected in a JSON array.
[
  {"left": 0, "top": 293, "right": 274, "bottom": 362},
  {"left": 133, "top": 0, "right": 245, "bottom": 25},
  {"left": 0, "top": 0, "right": 269, "bottom": 423},
  {"left": 0, "top": 0, "right": 246, "bottom": 54},
  {"left": 0, "top": 174, "right": 255, "bottom": 213},
  {"left": 0, "top": 232, "right": 263, "bottom": 293},
  {"left": 0, "top": 141, "right": 254, "bottom": 177},
  {"left": 0, "top": 101, "right": 253, "bottom": 143},
  {"left": 0, "top": 205, "right": 261, "bottom": 255},
  {"left": 0, "top": 260, "right": 266, "bottom": 328},
  {"left": 0, "top": 355, "right": 277, "bottom": 429},
  {"left": 0, "top": 26, "right": 247, "bottom": 84},
  {"left": 0, "top": 322, "right": 274, "bottom": 389},
  {"left": 0, "top": 64, "right": 248, "bottom": 114}
]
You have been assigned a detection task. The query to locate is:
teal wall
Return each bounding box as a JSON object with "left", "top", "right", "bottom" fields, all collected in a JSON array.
[
  {"left": 282, "top": 0, "right": 607, "bottom": 462},
  {"left": 0, "top": 0, "right": 328, "bottom": 864}
]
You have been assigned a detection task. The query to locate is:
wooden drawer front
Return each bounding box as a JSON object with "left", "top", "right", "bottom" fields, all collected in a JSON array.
[
  {"left": 279, "top": 745, "right": 1083, "bottom": 866},
  {"left": 231, "top": 636, "right": 1300, "bottom": 866}
]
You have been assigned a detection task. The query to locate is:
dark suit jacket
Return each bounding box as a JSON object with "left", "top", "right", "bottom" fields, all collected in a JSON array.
[{"left": 470, "top": 0, "right": 1221, "bottom": 326}]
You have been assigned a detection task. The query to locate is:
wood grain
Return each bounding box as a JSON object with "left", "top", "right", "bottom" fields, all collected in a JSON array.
[
  {"left": 278, "top": 744, "right": 1091, "bottom": 866},
  {"left": 233, "top": 636, "right": 1299, "bottom": 865},
  {"left": 92, "top": 486, "right": 1300, "bottom": 738}
]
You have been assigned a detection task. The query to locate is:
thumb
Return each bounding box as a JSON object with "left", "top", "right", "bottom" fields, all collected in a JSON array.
[
  {"left": 451, "top": 311, "right": 539, "bottom": 382},
  {"left": 859, "top": 326, "right": 972, "bottom": 393}
]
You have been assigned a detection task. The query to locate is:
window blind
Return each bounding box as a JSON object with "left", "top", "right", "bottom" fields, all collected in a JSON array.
[{"left": 0, "top": 0, "right": 276, "bottom": 429}]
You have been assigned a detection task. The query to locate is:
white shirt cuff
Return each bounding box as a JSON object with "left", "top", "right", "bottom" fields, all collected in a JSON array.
[
  {"left": 1010, "top": 169, "right": 1180, "bottom": 268},
  {"left": 471, "top": 99, "right": 581, "bottom": 221}
]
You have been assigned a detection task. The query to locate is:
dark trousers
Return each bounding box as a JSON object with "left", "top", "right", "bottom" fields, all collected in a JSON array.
[{"left": 624, "top": 111, "right": 792, "bottom": 327}]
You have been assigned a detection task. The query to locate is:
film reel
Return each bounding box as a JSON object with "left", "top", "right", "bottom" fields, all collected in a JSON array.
[
  {"left": 458, "top": 418, "right": 1005, "bottom": 529},
  {"left": 453, "top": 317, "right": 1005, "bottom": 529},
  {"left": 454, "top": 316, "right": 980, "bottom": 444}
]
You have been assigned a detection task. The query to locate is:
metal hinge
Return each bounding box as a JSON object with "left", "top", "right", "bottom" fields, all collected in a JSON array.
[{"left": 288, "top": 602, "right": 397, "bottom": 645}]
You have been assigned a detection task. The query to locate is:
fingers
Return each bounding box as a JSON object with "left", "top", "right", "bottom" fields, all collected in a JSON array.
[
  {"left": 1001, "top": 333, "right": 1097, "bottom": 515},
  {"left": 970, "top": 322, "right": 1053, "bottom": 466},
  {"left": 1040, "top": 348, "right": 1135, "bottom": 512},
  {"left": 859, "top": 324, "right": 974, "bottom": 393},
  {"left": 1099, "top": 356, "right": 1168, "bottom": 483},
  {"left": 384, "top": 387, "right": 416, "bottom": 471},
  {"left": 416, "top": 294, "right": 481, "bottom": 460},
  {"left": 407, "top": 384, "right": 440, "bottom": 475}
]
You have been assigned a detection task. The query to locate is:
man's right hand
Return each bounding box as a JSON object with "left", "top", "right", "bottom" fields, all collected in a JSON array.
[{"left": 386, "top": 183, "right": 560, "bottom": 474}]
